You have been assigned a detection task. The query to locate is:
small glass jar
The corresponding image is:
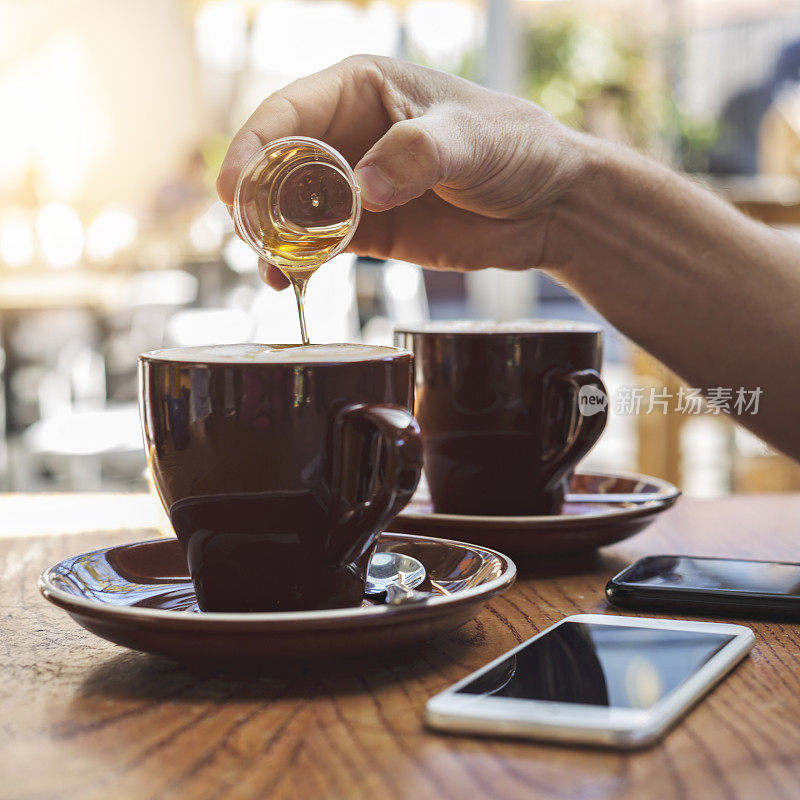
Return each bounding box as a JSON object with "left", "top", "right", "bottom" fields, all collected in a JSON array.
[{"left": 232, "top": 136, "right": 361, "bottom": 271}]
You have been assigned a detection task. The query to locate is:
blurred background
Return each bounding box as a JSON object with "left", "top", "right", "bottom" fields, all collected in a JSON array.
[{"left": 2, "top": 0, "right": 800, "bottom": 507}]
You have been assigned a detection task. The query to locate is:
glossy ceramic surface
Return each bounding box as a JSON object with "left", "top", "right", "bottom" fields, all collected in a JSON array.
[
  {"left": 39, "top": 533, "right": 516, "bottom": 663},
  {"left": 390, "top": 471, "right": 680, "bottom": 555},
  {"left": 395, "top": 323, "right": 607, "bottom": 515},
  {"left": 139, "top": 344, "right": 421, "bottom": 612}
]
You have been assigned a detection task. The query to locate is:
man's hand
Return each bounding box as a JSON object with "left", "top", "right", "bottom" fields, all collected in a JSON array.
[
  {"left": 218, "top": 56, "right": 800, "bottom": 461},
  {"left": 218, "top": 55, "right": 586, "bottom": 289}
]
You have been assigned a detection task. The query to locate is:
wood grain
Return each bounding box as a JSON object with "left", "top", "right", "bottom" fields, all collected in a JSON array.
[{"left": 3, "top": 495, "right": 800, "bottom": 800}]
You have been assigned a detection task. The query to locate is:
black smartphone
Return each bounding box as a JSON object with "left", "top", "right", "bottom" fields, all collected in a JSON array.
[{"left": 606, "top": 555, "right": 800, "bottom": 617}]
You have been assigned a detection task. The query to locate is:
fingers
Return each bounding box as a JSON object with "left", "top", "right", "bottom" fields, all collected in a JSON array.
[
  {"left": 354, "top": 106, "right": 472, "bottom": 211},
  {"left": 217, "top": 56, "right": 389, "bottom": 205},
  {"left": 354, "top": 116, "right": 442, "bottom": 210},
  {"left": 217, "top": 96, "right": 326, "bottom": 205},
  {"left": 346, "top": 191, "right": 542, "bottom": 270},
  {"left": 258, "top": 260, "right": 291, "bottom": 290},
  {"left": 217, "top": 66, "right": 346, "bottom": 205}
]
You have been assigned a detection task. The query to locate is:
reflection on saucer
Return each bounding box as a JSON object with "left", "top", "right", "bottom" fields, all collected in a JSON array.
[{"left": 392, "top": 470, "right": 680, "bottom": 555}]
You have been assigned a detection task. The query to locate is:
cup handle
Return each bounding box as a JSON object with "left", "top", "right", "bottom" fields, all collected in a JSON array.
[
  {"left": 327, "top": 403, "right": 422, "bottom": 567},
  {"left": 542, "top": 369, "right": 608, "bottom": 479}
]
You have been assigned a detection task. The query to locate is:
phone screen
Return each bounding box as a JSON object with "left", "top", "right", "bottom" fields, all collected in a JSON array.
[
  {"left": 455, "top": 621, "right": 734, "bottom": 709},
  {"left": 621, "top": 556, "right": 800, "bottom": 596}
]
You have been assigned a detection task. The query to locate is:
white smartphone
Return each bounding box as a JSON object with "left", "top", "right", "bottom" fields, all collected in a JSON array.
[{"left": 426, "top": 614, "right": 754, "bottom": 749}]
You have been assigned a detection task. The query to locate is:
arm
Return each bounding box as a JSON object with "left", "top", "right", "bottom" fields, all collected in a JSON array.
[
  {"left": 545, "top": 139, "right": 800, "bottom": 458},
  {"left": 218, "top": 56, "right": 800, "bottom": 460}
]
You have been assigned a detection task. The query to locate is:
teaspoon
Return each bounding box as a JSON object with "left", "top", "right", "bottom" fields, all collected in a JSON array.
[{"left": 365, "top": 552, "right": 427, "bottom": 605}]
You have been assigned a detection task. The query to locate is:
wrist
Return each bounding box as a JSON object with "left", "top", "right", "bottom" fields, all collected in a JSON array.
[{"left": 539, "top": 133, "right": 622, "bottom": 276}]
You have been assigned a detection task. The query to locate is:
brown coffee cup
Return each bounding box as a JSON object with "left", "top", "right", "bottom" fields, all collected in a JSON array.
[
  {"left": 394, "top": 322, "right": 607, "bottom": 516},
  {"left": 139, "top": 343, "right": 422, "bottom": 612}
]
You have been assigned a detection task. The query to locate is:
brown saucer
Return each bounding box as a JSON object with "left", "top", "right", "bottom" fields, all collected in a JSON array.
[
  {"left": 39, "top": 533, "right": 515, "bottom": 662},
  {"left": 390, "top": 470, "right": 680, "bottom": 555}
]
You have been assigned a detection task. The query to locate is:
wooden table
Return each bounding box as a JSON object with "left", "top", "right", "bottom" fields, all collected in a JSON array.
[{"left": 3, "top": 493, "right": 800, "bottom": 800}]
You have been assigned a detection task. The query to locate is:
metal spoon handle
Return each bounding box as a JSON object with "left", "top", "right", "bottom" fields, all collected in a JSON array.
[{"left": 385, "top": 582, "right": 428, "bottom": 605}]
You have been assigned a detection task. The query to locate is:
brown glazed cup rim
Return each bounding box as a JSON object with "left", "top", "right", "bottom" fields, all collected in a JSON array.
[
  {"left": 38, "top": 532, "right": 516, "bottom": 627},
  {"left": 139, "top": 343, "right": 413, "bottom": 367},
  {"left": 394, "top": 320, "right": 602, "bottom": 337}
]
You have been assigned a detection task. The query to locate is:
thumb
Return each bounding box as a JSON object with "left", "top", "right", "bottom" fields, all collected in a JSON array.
[{"left": 355, "top": 114, "right": 456, "bottom": 211}]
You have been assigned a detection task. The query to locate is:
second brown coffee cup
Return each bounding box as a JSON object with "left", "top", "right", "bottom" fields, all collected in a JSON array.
[{"left": 395, "top": 321, "right": 607, "bottom": 516}]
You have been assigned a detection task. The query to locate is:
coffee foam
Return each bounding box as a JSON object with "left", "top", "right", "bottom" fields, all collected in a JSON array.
[
  {"left": 396, "top": 319, "right": 601, "bottom": 335},
  {"left": 143, "top": 343, "right": 406, "bottom": 364}
]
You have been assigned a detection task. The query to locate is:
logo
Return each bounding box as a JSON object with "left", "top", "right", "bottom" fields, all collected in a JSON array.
[{"left": 578, "top": 384, "right": 608, "bottom": 416}]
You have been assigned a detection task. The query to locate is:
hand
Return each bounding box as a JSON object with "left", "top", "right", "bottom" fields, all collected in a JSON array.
[
  {"left": 217, "top": 58, "right": 800, "bottom": 461},
  {"left": 218, "top": 55, "right": 588, "bottom": 289}
]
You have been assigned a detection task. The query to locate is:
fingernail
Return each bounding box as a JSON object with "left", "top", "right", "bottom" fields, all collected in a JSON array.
[{"left": 355, "top": 164, "right": 395, "bottom": 206}]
